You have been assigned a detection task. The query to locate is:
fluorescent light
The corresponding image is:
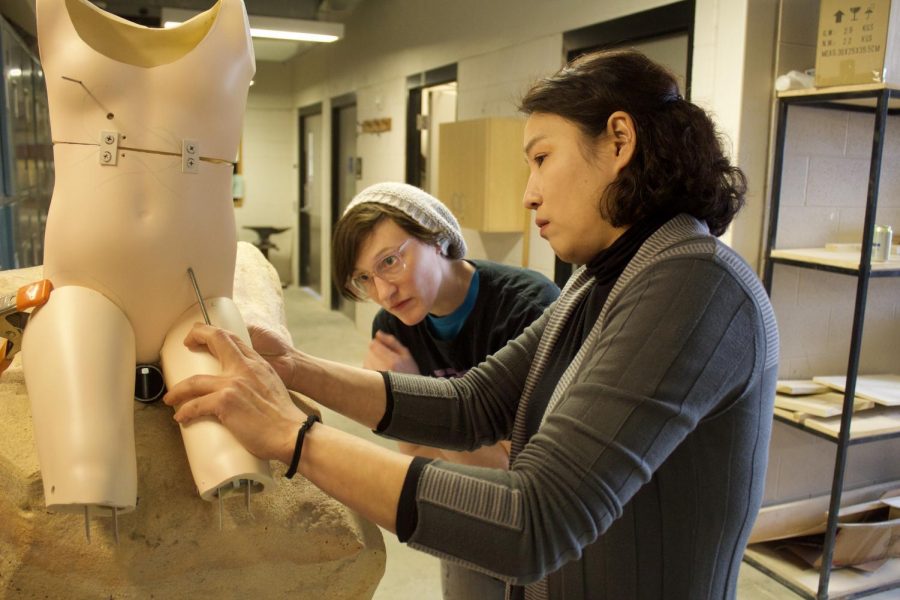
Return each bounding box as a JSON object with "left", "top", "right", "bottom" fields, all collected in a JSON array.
[
  {"left": 161, "top": 8, "right": 343, "bottom": 43},
  {"left": 249, "top": 15, "right": 341, "bottom": 42}
]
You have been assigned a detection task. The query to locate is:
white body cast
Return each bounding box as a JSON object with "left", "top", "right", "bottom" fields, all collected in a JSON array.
[{"left": 22, "top": 0, "right": 272, "bottom": 514}]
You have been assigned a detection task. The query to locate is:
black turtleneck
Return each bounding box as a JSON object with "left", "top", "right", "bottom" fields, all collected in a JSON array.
[{"left": 523, "top": 218, "right": 665, "bottom": 435}]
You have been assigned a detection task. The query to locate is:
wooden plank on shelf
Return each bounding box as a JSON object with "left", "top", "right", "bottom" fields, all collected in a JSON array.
[
  {"left": 802, "top": 407, "right": 900, "bottom": 439},
  {"left": 770, "top": 248, "right": 900, "bottom": 271},
  {"left": 775, "top": 392, "right": 874, "bottom": 418},
  {"left": 776, "top": 82, "right": 899, "bottom": 97},
  {"left": 813, "top": 375, "right": 900, "bottom": 407},
  {"left": 773, "top": 406, "right": 807, "bottom": 423},
  {"left": 777, "top": 380, "right": 830, "bottom": 395},
  {"left": 775, "top": 82, "right": 900, "bottom": 110},
  {"left": 745, "top": 544, "right": 900, "bottom": 599}
]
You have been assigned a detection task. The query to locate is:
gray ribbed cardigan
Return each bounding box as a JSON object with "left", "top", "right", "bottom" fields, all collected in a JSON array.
[{"left": 382, "top": 214, "right": 779, "bottom": 600}]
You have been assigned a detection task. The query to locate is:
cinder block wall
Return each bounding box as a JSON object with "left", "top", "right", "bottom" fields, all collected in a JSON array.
[
  {"left": 765, "top": 108, "right": 900, "bottom": 503},
  {"left": 773, "top": 109, "right": 900, "bottom": 378}
]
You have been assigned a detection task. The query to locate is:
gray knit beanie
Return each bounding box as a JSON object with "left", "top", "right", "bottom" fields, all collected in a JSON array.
[{"left": 343, "top": 182, "right": 467, "bottom": 259}]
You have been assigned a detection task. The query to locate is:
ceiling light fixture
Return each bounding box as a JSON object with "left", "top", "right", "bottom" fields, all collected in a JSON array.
[{"left": 161, "top": 8, "right": 343, "bottom": 43}]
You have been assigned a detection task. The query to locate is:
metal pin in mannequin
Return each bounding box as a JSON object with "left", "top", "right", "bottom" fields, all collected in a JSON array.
[
  {"left": 245, "top": 480, "right": 252, "bottom": 516},
  {"left": 186, "top": 268, "right": 212, "bottom": 326},
  {"left": 112, "top": 506, "right": 119, "bottom": 544},
  {"left": 60, "top": 76, "right": 114, "bottom": 119},
  {"left": 84, "top": 505, "right": 91, "bottom": 543}
]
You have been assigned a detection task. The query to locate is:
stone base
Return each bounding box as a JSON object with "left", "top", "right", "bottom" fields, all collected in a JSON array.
[{"left": 0, "top": 245, "right": 385, "bottom": 598}]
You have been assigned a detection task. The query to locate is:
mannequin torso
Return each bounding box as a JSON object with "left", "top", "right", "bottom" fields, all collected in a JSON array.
[
  {"left": 37, "top": 0, "right": 254, "bottom": 362},
  {"left": 22, "top": 0, "right": 271, "bottom": 517}
]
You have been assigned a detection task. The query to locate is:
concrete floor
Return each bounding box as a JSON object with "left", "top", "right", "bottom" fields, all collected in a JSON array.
[{"left": 282, "top": 286, "right": 895, "bottom": 600}]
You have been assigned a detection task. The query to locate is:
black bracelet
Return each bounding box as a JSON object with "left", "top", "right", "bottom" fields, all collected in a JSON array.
[{"left": 285, "top": 414, "right": 320, "bottom": 479}]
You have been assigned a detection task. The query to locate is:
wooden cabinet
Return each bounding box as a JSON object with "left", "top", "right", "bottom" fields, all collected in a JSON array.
[{"left": 437, "top": 118, "right": 528, "bottom": 232}]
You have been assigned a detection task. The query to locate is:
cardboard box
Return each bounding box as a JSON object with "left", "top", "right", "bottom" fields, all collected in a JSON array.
[
  {"left": 782, "top": 492, "right": 900, "bottom": 570},
  {"left": 750, "top": 481, "right": 900, "bottom": 544},
  {"left": 815, "top": 0, "right": 900, "bottom": 87}
]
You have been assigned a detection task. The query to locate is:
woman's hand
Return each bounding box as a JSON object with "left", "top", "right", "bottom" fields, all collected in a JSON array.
[
  {"left": 363, "top": 330, "right": 420, "bottom": 374},
  {"left": 164, "top": 323, "right": 305, "bottom": 463},
  {"left": 248, "top": 324, "right": 298, "bottom": 389}
]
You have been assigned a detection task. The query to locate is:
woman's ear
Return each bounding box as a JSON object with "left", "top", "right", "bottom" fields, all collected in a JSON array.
[{"left": 607, "top": 111, "right": 636, "bottom": 172}]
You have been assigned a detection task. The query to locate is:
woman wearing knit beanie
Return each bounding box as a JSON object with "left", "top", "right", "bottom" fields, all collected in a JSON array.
[
  {"left": 332, "top": 182, "right": 561, "bottom": 466},
  {"left": 333, "top": 182, "right": 559, "bottom": 600}
]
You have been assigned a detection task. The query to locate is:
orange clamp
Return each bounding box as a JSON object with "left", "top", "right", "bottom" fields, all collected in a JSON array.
[{"left": 16, "top": 279, "right": 53, "bottom": 311}]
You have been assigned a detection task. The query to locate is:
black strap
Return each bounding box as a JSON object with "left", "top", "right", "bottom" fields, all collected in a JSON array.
[{"left": 285, "top": 413, "right": 320, "bottom": 479}]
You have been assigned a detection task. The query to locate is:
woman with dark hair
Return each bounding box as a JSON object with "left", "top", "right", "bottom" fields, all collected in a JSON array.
[{"left": 165, "top": 49, "right": 778, "bottom": 600}]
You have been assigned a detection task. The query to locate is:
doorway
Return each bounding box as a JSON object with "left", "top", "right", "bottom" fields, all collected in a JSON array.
[
  {"left": 330, "top": 93, "right": 358, "bottom": 320},
  {"left": 552, "top": 0, "right": 694, "bottom": 288},
  {"left": 298, "top": 104, "right": 323, "bottom": 295},
  {"left": 405, "top": 64, "right": 457, "bottom": 192}
]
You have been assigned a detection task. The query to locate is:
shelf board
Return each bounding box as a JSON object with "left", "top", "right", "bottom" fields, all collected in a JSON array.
[
  {"left": 773, "top": 409, "right": 900, "bottom": 445},
  {"left": 744, "top": 544, "right": 900, "bottom": 599},
  {"left": 770, "top": 248, "right": 900, "bottom": 276},
  {"left": 777, "top": 83, "right": 900, "bottom": 110}
]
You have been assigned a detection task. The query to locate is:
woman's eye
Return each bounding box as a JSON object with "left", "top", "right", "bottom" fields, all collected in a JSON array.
[
  {"left": 534, "top": 154, "right": 546, "bottom": 166},
  {"left": 356, "top": 273, "right": 372, "bottom": 284},
  {"left": 381, "top": 255, "right": 400, "bottom": 269}
]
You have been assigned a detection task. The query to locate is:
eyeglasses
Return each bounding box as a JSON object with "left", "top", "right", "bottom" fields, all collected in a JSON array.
[{"left": 349, "top": 238, "right": 413, "bottom": 297}]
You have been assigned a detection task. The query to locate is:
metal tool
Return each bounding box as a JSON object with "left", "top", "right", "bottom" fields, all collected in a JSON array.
[
  {"left": 0, "top": 279, "right": 53, "bottom": 375},
  {"left": 185, "top": 270, "right": 258, "bottom": 523},
  {"left": 186, "top": 267, "right": 212, "bottom": 326}
]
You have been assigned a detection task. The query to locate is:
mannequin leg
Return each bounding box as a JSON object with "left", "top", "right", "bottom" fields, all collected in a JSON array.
[
  {"left": 21, "top": 286, "right": 137, "bottom": 515},
  {"left": 160, "top": 297, "right": 274, "bottom": 501}
]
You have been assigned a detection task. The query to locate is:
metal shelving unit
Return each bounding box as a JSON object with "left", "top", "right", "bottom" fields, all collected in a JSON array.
[{"left": 753, "top": 84, "right": 900, "bottom": 600}]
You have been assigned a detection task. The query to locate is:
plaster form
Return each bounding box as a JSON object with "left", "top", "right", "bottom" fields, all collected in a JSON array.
[{"left": 22, "top": 0, "right": 271, "bottom": 516}]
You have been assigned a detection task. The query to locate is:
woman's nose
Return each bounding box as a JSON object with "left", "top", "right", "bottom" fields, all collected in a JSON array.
[
  {"left": 523, "top": 177, "right": 541, "bottom": 209},
  {"left": 372, "top": 275, "right": 396, "bottom": 302}
]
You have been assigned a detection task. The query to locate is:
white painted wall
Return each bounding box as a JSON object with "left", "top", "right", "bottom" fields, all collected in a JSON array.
[
  {"left": 284, "top": 0, "right": 694, "bottom": 333},
  {"left": 247, "top": 0, "right": 783, "bottom": 334},
  {"left": 235, "top": 61, "right": 297, "bottom": 285},
  {"left": 691, "top": 0, "right": 779, "bottom": 268}
]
